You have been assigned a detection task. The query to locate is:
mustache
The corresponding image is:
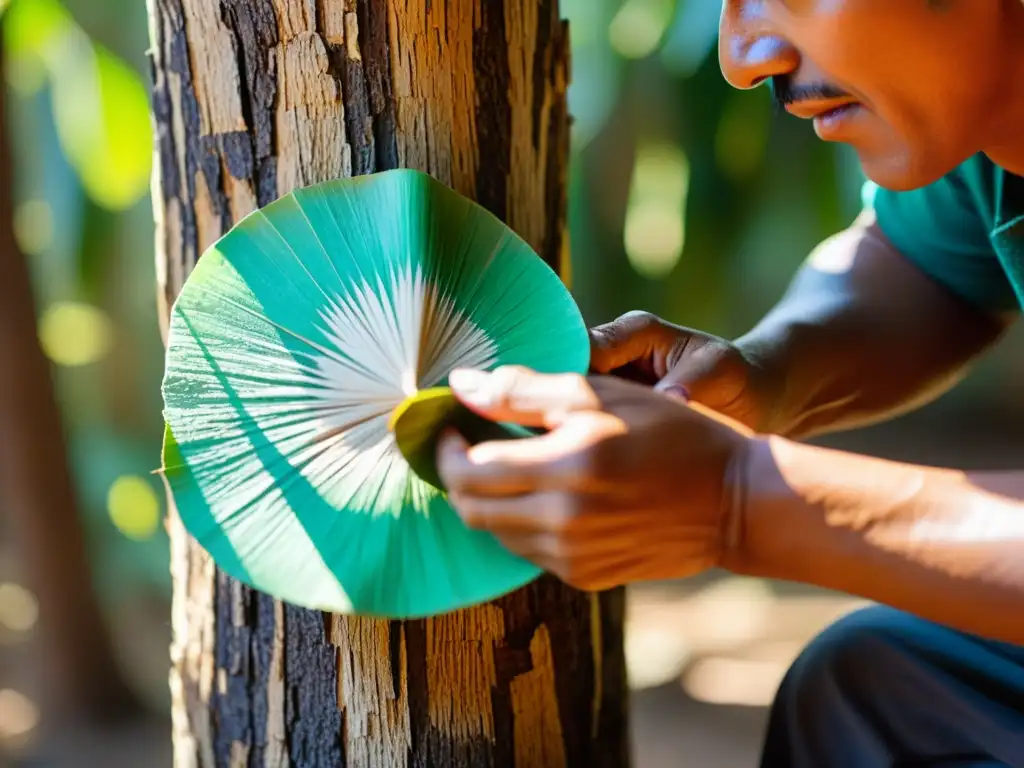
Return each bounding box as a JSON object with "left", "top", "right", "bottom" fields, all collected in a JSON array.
[{"left": 770, "top": 77, "right": 851, "bottom": 109}]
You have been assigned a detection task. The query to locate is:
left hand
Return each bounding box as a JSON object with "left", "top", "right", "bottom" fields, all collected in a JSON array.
[{"left": 436, "top": 366, "right": 754, "bottom": 592}]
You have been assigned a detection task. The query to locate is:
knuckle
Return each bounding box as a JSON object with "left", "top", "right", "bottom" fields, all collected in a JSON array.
[
  {"left": 593, "top": 311, "right": 657, "bottom": 345},
  {"left": 617, "top": 310, "right": 658, "bottom": 330},
  {"left": 568, "top": 438, "right": 614, "bottom": 481},
  {"left": 489, "top": 365, "right": 529, "bottom": 404},
  {"left": 559, "top": 372, "right": 595, "bottom": 406},
  {"left": 546, "top": 493, "right": 580, "bottom": 534}
]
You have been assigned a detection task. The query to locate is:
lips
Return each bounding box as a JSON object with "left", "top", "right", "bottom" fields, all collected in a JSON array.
[{"left": 784, "top": 99, "right": 860, "bottom": 121}]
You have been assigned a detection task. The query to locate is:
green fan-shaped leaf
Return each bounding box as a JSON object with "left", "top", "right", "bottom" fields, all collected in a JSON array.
[{"left": 161, "top": 169, "right": 589, "bottom": 619}]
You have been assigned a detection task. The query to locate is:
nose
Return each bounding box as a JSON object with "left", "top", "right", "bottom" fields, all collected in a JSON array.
[{"left": 718, "top": 1, "right": 799, "bottom": 90}]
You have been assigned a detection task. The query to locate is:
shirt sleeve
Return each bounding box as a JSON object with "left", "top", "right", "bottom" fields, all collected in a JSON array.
[{"left": 865, "top": 172, "right": 1019, "bottom": 312}]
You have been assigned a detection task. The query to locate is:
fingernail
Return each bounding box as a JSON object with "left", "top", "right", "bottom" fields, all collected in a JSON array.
[
  {"left": 660, "top": 384, "right": 690, "bottom": 402},
  {"left": 449, "top": 368, "right": 492, "bottom": 407}
]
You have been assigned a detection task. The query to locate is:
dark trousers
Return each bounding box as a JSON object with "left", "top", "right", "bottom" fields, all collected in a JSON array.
[{"left": 760, "top": 605, "right": 1024, "bottom": 767}]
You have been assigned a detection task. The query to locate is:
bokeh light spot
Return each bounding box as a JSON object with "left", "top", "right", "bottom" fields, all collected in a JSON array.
[
  {"left": 624, "top": 141, "right": 690, "bottom": 279},
  {"left": 107, "top": 475, "right": 161, "bottom": 541},
  {"left": 37, "top": 301, "right": 113, "bottom": 367},
  {"left": 0, "top": 689, "right": 40, "bottom": 743},
  {"left": 0, "top": 584, "right": 39, "bottom": 635},
  {"left": 13, "top": 200, "right": 54, "bottom": 256},
  {"left": 608, "top": 0, "right": 674, "bottom": 60}
]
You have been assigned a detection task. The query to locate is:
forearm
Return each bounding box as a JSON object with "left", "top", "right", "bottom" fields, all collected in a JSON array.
[
  {"left": 735, "top": 213, "right": 1010, "bottom": 440},
  {"left": 730, "top": 437, "right": 1024, "bottom": 644}
]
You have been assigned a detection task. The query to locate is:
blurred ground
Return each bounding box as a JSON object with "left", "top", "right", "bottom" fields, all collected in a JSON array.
[
  {"left": 1, "top": 572, "right": 858, "bottom": 768},
  {"left": 5, "top": 0, "right": 1024, "bottom": 764},
  {"left": 2, "top": 401, "right": 1023, "bottom": 767},
  {"left": 3, "top": 404, "right": 1024, "bottom": 767}
]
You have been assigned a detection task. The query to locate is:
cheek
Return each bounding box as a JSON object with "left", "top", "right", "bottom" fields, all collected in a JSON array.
[
  {"left": 807, "top": 13, "right": 999, "bottom": 188},
  {"left": 852, "top": 96, "right": 982, "bottom": 190}
]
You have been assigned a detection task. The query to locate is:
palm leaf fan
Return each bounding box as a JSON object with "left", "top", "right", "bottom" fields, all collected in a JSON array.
[{"left": 160, "top": 169, "right": 589, "bottom": 619}]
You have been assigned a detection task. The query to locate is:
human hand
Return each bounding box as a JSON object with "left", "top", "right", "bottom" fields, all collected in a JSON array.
[
  {"left": 589, "top": 311, "right": 778, "bottom": 432},
  {"left": 436, "top": 366, "right": 753, "bottom": 592}
]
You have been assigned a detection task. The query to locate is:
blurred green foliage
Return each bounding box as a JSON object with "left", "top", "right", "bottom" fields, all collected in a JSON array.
[
  {"left": 2, "top": 0, "right": 166, "bottom": 610},
  {"left": 1, "top": 0, "right": 1019, "bottom": 642},
  {"left": 4, "top": 0, "right": 151, "bottom": 210}
]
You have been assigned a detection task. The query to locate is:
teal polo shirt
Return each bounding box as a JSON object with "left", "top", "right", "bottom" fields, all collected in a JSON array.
[{"left": 865, "top": 154, "right": 1024, "bottom": 313}]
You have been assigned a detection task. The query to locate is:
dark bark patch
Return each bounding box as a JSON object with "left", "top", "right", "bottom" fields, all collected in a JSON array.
[
  {"left": 326, "top": 0, "right": 399, "bottom": 176},
  {"left": 284, "top": 604, "right": 344, "bottom": 767},
  {"left": 212, "top": 574, "right": 254, "bottom": 760},
  {"left": 220, "top": 0, "right": 279, "bottom": 206},
  {"left": 402, "top": 620, "right": 431, "bottom": 768},
  {"left": 541, "top": 20, "right": 571, "bottom": 273},
  {"left": 165, "top": 23, "right": 202, "bottom": 275},
  {"left": 472, "top": 2, "right": 512, "bottom": 221}
]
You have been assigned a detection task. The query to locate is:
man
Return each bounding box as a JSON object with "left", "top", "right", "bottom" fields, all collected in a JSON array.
[
  {"left": 440, "top": 0, "right": 1024, "bottom": 765},
  {"left": 439, "top": 2, "right": 1024, "bottom": 766}
]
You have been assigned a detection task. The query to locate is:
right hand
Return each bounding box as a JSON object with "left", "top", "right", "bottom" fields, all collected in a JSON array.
[{"left": 588, "top": 311, "right": 777, "bottom": 432}]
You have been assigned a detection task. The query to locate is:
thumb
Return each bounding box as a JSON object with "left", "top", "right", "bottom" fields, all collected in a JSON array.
[
  {"left": 653, "top": 342, "right": 732, "bottom": 403},
  {"left": 589, "top": 311, "right": 668, "bottom": 374},
  {"left": 448, "top": 366, "right": 599, "bottom": 428}
]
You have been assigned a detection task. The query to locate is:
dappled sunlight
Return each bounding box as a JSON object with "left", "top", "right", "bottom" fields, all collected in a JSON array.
[
  {"left": 626, "top": 575, "right": 868, "bottom": 706},
  {"left": 0, "top": 583, "right": 38, "bottom": 637},
  {"left": 609, "top": 0, "right": 674, "bottom": 60},
  {"left": 106, "top": 475, "right": 162, "bottom": 541},
  {"left": 0, "top": 689, "right": 39, "bottom": 748},
  {"left": 12, "top": 199, "right": 52, "bottom": 256},
  {"left": 37, "top": 301, "right": 113, "bottom": 367},
  {"left": 682, "top": 655, "right": 789, "bottom": 708},
  {"left": 2, "top": 0, "right": 1020, "bottom": 765},
  {"left": 624, "top": 141, "right": 690, "bottom": 279}
]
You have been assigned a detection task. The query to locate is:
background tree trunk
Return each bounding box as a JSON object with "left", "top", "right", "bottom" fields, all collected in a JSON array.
[
  {"left": 146, "top": 1, "right": 630, "bottom": 765},
  {"left": 0, "top": 36, "right": 139, "bottom": 726}
]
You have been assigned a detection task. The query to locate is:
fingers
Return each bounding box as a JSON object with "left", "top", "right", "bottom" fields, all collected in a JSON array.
[
  {"left": 653, "top": 340, "right": 735, "bottom": 403},
  {"left": 436, "top": 418, "right": 601, "bottom": 497},
  {"left": 588, "top": 311, "right": 668, "bottom": 374},
  {"left": 448, "top": 366, "right": 598, "bottom": 427}
]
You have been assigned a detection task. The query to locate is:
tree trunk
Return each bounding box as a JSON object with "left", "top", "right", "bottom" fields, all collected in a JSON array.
[
  {"left": 146, "top": 2, "right": 630, "bottom": 766},
  {"left": 0, "top": 39, "right": 139, "bottom": 723}
]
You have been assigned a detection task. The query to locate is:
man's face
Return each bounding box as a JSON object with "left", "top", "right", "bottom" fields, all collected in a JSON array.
[{"left": 718, "top": 1, "right": 1023, "bottom": 191}]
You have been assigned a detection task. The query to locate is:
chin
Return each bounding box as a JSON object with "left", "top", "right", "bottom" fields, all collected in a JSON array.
[{"left": 854, "top": 144, "right": 966, "bottom": 192}]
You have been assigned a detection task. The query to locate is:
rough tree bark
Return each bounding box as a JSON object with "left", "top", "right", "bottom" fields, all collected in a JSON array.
[{"left": 146, "top": 2, "right": 629, "bottom": 766}]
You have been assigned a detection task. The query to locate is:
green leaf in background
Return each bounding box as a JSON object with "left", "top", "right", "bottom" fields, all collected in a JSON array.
[
  {"left": 3, "top": 0, "right": 152, "bottom": 210},
  {"left": 161, "top": 169, "right": 590, "bottom": 619}
]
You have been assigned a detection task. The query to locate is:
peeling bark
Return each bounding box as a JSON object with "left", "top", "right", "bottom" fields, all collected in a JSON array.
[{"left": 146, "top": 2, "right": 629, "bottom": 765}]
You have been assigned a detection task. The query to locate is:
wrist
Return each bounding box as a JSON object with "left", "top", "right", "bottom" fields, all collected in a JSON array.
[
  {"left": 718, "top": 434, "right": 809, "bottom": 580},
  {"left": 717, "top": 435, "right": 757, "bottom": 574},
  {"left": 732, "top": 332, "right": 793, "bottom": 435}
]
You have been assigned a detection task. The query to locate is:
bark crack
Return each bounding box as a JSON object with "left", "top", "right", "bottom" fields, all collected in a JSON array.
[{"left": 148, "top": 1, "right": 628, "bottom": 765}]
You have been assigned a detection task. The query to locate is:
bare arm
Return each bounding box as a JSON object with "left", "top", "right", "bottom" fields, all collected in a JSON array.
[
  {"left": 731, "top": 437, "right": 1024, "bottom": 644},
  {"left": 737, "top": 210, "right": 1014, "bottom": 440}
]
